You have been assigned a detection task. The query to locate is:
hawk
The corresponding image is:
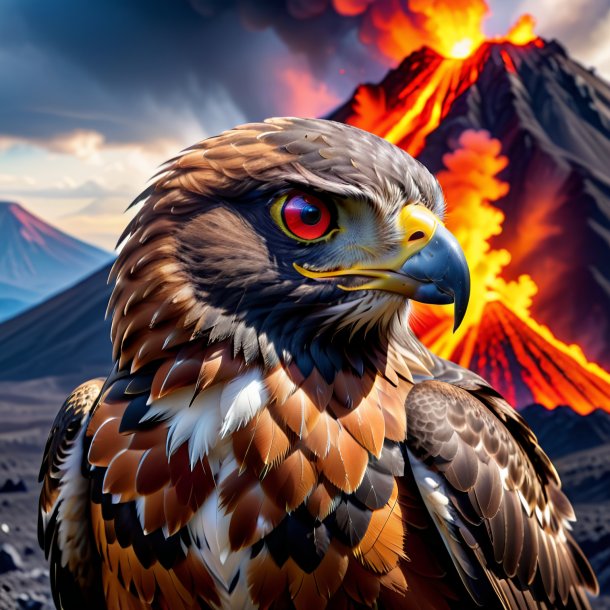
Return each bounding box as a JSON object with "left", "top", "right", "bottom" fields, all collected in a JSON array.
[{"left": 39, "top": 118, "right": 598, "bottom": 609}]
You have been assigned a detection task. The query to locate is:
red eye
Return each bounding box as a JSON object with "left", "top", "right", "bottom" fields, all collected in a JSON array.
[{"left": 282, "top": 193, "right": 332, "bottom": 241}]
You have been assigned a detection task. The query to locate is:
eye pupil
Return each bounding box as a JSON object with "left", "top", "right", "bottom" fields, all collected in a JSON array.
[
  {"left": 301, "top": 204, "right": 322, "bottom": 225},
  {"left": 280, "top": 193, "right": 333, "bottom": 241}
]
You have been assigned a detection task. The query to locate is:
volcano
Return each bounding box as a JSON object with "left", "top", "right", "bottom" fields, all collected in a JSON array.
[
  {"left": 330, "top": 37, "right": 610, "bottom": 371},
  {"left": 0, "top": 201, "right": 112, "bottom": 321}
]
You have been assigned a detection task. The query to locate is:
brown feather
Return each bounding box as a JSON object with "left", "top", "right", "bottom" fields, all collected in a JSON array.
[
  {"left": 102, "top": 448, "right": 145, "bottom": 501},
  {"left": 355, "top": 481, "right": 406, "bottom": 573},
  {"left": 329, "top": 389, "right": 385, "bottom": 458},
  {"left": 375, "top": 378, "right": 408, "bottom": 442},
  {"left": 248, "top": 546, "right": 289, "bottom": 610},
  {"left": 342, "top": 557, "right": 381, "bottom": 606},
  {"left": 332, "top": 370, "right": 374, "bottom": 409},
  {"left": 229, "top": 484, "right": 285, "bottom": 549},
  {"left": 219, "top": 468, "right": 256, "bottom": 510},
  {"left": 86, "top": 392, "right": 128, "bottom": 435},
  {"left": 306, "top": 480, "right": 340, "bottom": 520},
  {"left": 264, "top": 365, "right": 297, "bottom": 406},
  {"left": 135, "top": 444, "right": 171, "bottom": 495},
  {"left": 128, "top": 425, "right": 167, "bottom": 450},
  {"left": 260, "top": 449, "right": 316, "bottom": 511},
  {"left": 301, "top": 411, "right": 340, "bottom": 459},
  {"left": 287, "top": 542, "right": 349, "bottom": 610},
  {"left": 319, "top": 424, "right": 369, "bottom": 494},
  {"left": 88, "top": 417, "right": 130, "bottom": 467},
  {"left": 299, "top": 367, "right": 334, "bottom": 411},
  {"left": 270, "top": 387, "right": 322, "bottom": 438},
  {"left": 151, "top": 354, "right": 202, "bottom": 400},
  {"left": 174, "top": 550, "right": 220, "bottom": 607},
  {"left": 143, "top": 488, "right": 166, "bottom": 535},
  {"left": 379, "top": 565, "right": 408, "bottom": 595},
  {"left": 232, "top": 408, "right": 291, "bottom": 472},
  {"left": 196, "top": 343, "right": 244, "bottom": 394},
  {"left": 163, "top": 486, "right": 193, "bottom": 536}
]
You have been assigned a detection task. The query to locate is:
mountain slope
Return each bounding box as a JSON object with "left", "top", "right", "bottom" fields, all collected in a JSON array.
[
  {"left": 0, "top": 201, "right": 112, "bottom": 320},
  {"left": 416, "top": 300, "right": 610, "bottom": 412},
  {"left": 330, "top": 39, "right": 610, "bottom": 369},
  {"left": 0, "top": 262, "right": 113, "bottom": 381}
]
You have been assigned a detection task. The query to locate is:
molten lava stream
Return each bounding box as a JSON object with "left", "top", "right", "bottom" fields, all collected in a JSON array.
[
  {"left": 492, "top": 302, "right": 610, "bottom": 413},
  {"left": 385, "top": 57, "right": 482, "bottom": 156}
]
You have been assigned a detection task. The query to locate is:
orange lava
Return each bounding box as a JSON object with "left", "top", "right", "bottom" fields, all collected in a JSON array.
[
  {"left": 416, "top": 300, "right": 610, "bottom": 414},
  {"left": 345, "top": 51, "right": 481, "bottom": 157},
  {"left": 333, "top": 0, "right": 538, "bottom": 61},
  {"left": 335, "top": 2, "right": 609, "bottom": 411},
  {"left": 338, "top": 4, "right": 540, "bottom": 157},
  {"left": 410, "top": 130, "right": 610, "bottom": 413},
  {"left": 504, "top": 14, "right": 537, "bottom": 46}
]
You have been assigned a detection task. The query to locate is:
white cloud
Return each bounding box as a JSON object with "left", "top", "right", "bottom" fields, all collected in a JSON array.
[
  {"left": 57, "top": 200, "right": 137, "bottom": 251},
  {"left": 0, "top": 178, "right": 129, "bottom": 199},
  {"left": 0, "top": 134, "right": 180, "bottom": 248},
  {"left": 46, "top": 129, "right": 106, "bottom": 161},
  {"left": 0, "top": 173, "right": 37, "bottom": 186},
  {"left": 513, "top": 0, "right": 610, "bottom": 79}
]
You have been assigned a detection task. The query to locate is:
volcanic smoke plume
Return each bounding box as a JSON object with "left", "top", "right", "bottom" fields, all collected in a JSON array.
[{"left": 329, "top": 10, "right": 610, "bottom": 411}]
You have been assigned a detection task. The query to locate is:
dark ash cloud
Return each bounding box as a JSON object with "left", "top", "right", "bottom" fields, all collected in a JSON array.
[{"left": 0, "top": 0, "right": 385, "bottom": 145}]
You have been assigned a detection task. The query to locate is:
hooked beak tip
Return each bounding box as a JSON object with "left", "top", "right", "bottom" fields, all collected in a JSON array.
[{"left": 453, "top": 298, "right": 468, "bottom": 332}]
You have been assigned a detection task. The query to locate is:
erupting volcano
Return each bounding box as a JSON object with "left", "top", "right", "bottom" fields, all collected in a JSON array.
[
  {"left": 330, "top": 4, "right": 610, "bottom": 412},
  {"left": 412, "top": 129, "right": 610, "bottom": 414}
]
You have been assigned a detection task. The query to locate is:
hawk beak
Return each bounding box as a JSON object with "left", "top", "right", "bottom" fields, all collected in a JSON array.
[
  {"left": 294, "top": 204, "right": 470, "bottom": 331},
  {"left": 395, "top": 218, "right": 470, "bottom": 331}
]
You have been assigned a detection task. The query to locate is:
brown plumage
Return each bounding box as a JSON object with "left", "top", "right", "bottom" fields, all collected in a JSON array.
[{"left": 39, "top": 117, "right": 597, "bottom": 609}]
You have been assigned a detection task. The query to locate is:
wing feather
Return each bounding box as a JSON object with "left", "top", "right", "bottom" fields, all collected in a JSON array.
[
  {"left": 405, "top": 379, "right": 598, "bottom": 610},
  {"left": 38, "top": 378, "right": 105, "bottom": 609}
]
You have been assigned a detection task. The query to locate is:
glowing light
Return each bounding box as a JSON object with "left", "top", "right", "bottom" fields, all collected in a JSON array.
[
  {"left": 505, "top": 14, "right": 537, "bottom": 46},
  {"left": 333, "top": 1, "right": 538, "bottom": 61},
  {"left": 449, "top": 38, "right": 476, "bottom": 59}
]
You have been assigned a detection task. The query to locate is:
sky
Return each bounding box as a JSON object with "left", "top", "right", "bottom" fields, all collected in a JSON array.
[{"left": 1, "top": 0, "right": 609, "bottom": 250}]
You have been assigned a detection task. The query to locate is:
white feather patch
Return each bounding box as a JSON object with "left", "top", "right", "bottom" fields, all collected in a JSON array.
[
  {"left": 135, "top": 497, "right": 146, "bottom": 530},
  {"left": 219, "top": 369, "right": 268, "bottom": 437},
  {"left": 187, "top": 385, "right": 223, "bottom": 469},
  {"left": 164, "top": 385, "right": 224, "bottom": 459},
  {"left": 189, "top": 444, "right": 251, "bottom": 606},
  {"left": 142, "top": 385, "right": 195, "bottom": 420}
]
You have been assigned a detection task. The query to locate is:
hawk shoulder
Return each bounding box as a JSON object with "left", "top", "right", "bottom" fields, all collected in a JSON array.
[{"left": 405, "top": 378, "right": 598, "bottom": 610}]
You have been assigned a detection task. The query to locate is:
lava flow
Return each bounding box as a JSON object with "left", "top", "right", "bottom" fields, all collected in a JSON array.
[
  {"left": 334, "top": 1, "right": 540, "bottom": 156},
  {"left": 410, "top": 130, "right": 610, "bottom": 414}
]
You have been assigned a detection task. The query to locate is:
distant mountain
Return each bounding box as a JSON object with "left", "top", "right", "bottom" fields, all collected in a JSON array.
[
  {"left": 0, "top": 262, "right": 113, "bottom": 381},
  {"left": 521, "top": 404, "right": 610, "bottom": 459},
  {"left": 0, "top": 201, "right": 112, "bottom": 321}
]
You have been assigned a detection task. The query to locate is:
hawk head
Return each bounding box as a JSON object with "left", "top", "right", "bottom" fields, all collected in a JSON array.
[{"left": 109, "top": 118, "right": 469, "bottom": 378}]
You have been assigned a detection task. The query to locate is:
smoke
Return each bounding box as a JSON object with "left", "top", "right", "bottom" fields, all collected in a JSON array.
[
  {"left": 336, "top": 0, "right": 488, "bottom": 60},
  {"left": 188, "top": 0, "right": 493, "bottom": 65}
]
